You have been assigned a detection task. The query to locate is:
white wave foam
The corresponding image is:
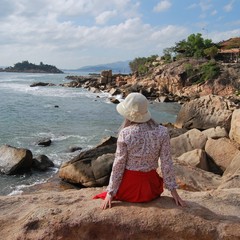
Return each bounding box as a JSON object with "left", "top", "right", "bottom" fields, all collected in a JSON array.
[
  {"left": 0, "top": 81, "right": 110, "bottom": 99},
  {"left": 8, "top": 190, "right": 24, "bottom": 196},
  {"left": 7, "top": 179, "right": 47, "bottom": 196},
  {"left": 34, "top": 132, "right": 88, "bottom": 142}
]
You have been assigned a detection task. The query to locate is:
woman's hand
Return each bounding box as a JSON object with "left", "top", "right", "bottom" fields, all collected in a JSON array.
[
  {"left": 170, "top": 189, "right": 187, "bottom": 207},
  {"left": 101, "top": 193, "right": 112, "bottom": 210}
]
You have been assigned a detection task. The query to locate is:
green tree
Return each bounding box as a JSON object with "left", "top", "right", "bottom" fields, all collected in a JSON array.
[
  {"left": 204, "top": 46, "right": 219, "bottom": 59},
  {"left": 129, "top": 55, "right": 158, "bottom": 74},
  {"left": 172, "top": 33, "right": 214, "bottom": 58},
  {"left": 162, "top": 47, "right": 174, "bottom": 62}
]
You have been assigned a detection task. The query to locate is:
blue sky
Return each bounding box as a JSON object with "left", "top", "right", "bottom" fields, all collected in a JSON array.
[{"left": 0, "top": 0, "right": 239, "bottom": 69}]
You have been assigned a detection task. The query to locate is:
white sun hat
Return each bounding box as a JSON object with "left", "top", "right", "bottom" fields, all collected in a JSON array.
[{"left": 116, "top": 92, "right": 151, "bottom": 123}]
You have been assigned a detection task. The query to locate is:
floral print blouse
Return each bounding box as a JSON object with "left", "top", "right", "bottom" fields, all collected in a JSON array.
[{"left": 106, "top": 122, "right": 178, "bottom": 197}]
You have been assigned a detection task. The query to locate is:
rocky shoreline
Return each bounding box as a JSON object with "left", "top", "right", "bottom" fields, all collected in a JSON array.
[
  {"left": 0, "top": 58, "right": 240, "bottom": 239},
  {"left": 0, "top": 96, "right": 239, "bottom": 239}
]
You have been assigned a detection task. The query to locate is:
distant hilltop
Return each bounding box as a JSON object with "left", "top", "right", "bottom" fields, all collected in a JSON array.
[
  {"left": 67, "top": 60, "right": 131, "bottom": 74},
  {"left": 0, "top": 61, "right": 63, "bottom": 74}
]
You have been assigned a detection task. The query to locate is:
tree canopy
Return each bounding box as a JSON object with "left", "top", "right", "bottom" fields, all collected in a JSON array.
[
  {"left": 129, "top": 55, "right": 158, "bottom": 74},
  {"left": 173, "top": 33, "right": 215, "bottom": 58}
]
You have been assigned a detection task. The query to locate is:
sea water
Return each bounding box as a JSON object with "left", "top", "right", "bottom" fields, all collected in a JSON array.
[{"left": 0, "top": 72, "right": 181, "bottom": 195}]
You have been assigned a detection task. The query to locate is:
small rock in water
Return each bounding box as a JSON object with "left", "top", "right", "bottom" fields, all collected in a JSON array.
[
  {"left": 32, "top": 155, "right": 54, "bottom": 171},
  {"left": 37, "top": 138, "right": 52, "bottom": 147},
  {"left": 68, "top": 146, "right": 82, "bottom": 153}
]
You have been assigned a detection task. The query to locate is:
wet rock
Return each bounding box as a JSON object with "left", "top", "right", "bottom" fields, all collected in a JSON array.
[
  {"left": 37, "top": 138, "right": 52, "bottom": 147},
  {"left": 32, "top": 155, "right": 54, "bottom": 171},
  {"left": 0, "top": 145, "right": 33, "bottom": 174},
  {"left": 59, "top": 136, "right": 117, "bottom": 187},
  {"left": 30, "top": 82, "right": 55, "bottom": 87}
]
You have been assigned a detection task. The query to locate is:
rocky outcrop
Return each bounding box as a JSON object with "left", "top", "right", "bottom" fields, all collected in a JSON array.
[
  {"left": 0, "top": 188, "right": 239, "bottom": 240},
  {"left": 172, "top": 161, "right": 221, "bottom": 191},
  {"left": 205, "top": 138, "right": 239, "bottom": 171},
  {"left": 219, "top": 152, "right": 240, "bottom": 189},
  {"left": 176, "top": 149, "right": 209, "bottom": 171},
  {"left": 170, "top": 129, "right": 207, "bottom": 157},
  {"left": 27, "top": 58, "right": 238, "bottom": 104},
  {"left": 175, "top": 95, "right": 237, "bottom": 130},
  {"left": 0, "top": 145, "right": 33, "bottom": 174},
  {"left": 229, "top": 109, "right": 240, "bottom": 144},
  {"left": 59, "top": 136, "right": 117, "bottom": 187}
]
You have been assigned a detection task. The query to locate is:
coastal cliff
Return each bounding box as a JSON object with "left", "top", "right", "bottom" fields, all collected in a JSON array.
[{"left": 64, "top": 58, "right": 240, "bottom": 103}]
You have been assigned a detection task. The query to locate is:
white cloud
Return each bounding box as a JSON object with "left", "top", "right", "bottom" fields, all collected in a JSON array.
[
  {"left": 0, "top": 0, "right": 239, "bottom": 69},
  {"left": 95, "top": 10, "right": 117, "bottom": 25},
  {"left": 210, "top": 28, "right": 240, "bottom": 42},
  {"left": 153, "top": 0, "right": 172, "bottom": 12},
  {"left": 223, "top": 0, "right": 235, "bottom": 12}
]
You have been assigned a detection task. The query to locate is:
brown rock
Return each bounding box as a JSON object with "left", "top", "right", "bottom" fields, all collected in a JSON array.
[
  {"left": 219, "top": 152, "right": 240, "bottom": 189},
  {"left": 229, "top": 109, "right": 240, "bottom": 145},
  {"left": 177, "top": 149, "right": 209, "bottom": 171},
  {"left": 0, "top": 145, "right": 33, "bottom": 174},
  {"left": 171, "top": 161, "right": 221, "bottom": 191},
  {"left": 109, "top": 97, "right": 120, "bottom": 104},
  {"left": 0, "top": 188, "right": 239, "bottom": 240},
  {"left": 205, "top": 138, "right": 239, "bottom": 171},
  {"left": 175, "top": 95, "right": 236, "bottom": 130},
  {"left": 170, "top": 129, "right": 207, "bottom": 157},
  {"left": 58, "top": 137, "right": 117, "bottom": 187},
  {"left": 202, "top": 126, "right": 228, "bottom": 139}
]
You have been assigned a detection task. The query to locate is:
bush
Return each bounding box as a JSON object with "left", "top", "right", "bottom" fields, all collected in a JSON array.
[
  {"left": 184, "top": 63, "right": 195, "bottom": 77},
  {"left": 129, "top": 55, "right": 158, "bottom": 74},
  {"left": 199, "top": 61, "right": 220, "bottom": 82}
]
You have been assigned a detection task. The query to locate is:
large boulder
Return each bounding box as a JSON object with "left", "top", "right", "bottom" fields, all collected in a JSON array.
[
  {"left": 175, "top": 95, "right": 236, "bottom": 130},
  {"left": 205, "top": 138, "right": 239, "bottom": 172},
  {"left": 59, "top": 136, "right": 117, "bottom": 187},
  {"left": 202, "top": 126, "right": 228, "bottom": 139},
  {"left": 218, "top": 152, "right": 240, "bottom": 189},
  {"left": 0, "top": 145, "right": 33, "bottom": 174},
  {"left": 170, "top": 129, "right": 207, "bottom": 157},
  {"left": 0, "top": 188, "right": 239, "bottom": 240},
  {"left": 229, "top": 109, "right": 240, "bottom": 145},
  {"left": 176, "top": 149, "right": 209, "bottom": 172},
  {"left": 171, "top": 161, "right": 222, "bottom": 191}
]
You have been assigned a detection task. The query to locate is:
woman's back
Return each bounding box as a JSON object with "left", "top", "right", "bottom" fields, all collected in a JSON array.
[{"left": 119, "top": 122, "right": 169, "bottom": 172}]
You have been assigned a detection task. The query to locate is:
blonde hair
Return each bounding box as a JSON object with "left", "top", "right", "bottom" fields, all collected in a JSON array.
[{"left": 118, "top": 118, "right": 159, "bottom": 136}]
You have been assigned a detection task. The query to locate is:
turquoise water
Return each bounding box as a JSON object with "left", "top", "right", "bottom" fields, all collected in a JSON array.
[{"left": 0, "top": 72, "right": 181, "bottom": 195}]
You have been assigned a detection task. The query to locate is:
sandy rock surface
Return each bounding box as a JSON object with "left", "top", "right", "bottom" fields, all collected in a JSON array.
[{"left": 0, "top": 188, "right": 239, "bottom": 240}]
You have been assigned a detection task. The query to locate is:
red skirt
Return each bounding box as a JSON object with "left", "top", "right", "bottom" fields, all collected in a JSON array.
[{"left": 93, "top": 169, "right": 163, "bottom": 203}]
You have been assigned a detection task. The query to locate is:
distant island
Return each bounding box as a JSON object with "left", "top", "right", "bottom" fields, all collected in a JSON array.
[
  {"left": 65, "top": 60, "right": 131, "bottom": 74},
  {"left": 0, "top": 61, "right": 63, "bottom": 74}
]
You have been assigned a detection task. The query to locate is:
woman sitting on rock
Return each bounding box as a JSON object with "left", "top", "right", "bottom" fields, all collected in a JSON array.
[{"left": 94, "top": 92, "right": 186, "bottom": 209}]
